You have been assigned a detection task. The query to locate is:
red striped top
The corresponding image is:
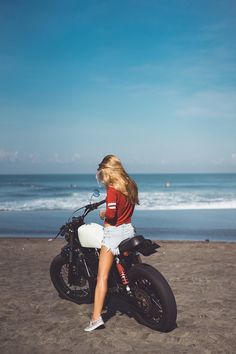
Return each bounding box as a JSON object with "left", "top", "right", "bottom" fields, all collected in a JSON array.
[{"left": 104, "top": 186, "right": 135, "bottom": 226}]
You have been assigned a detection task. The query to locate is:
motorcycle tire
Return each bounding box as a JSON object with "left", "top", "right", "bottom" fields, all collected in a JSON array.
[
  {"left": 50, "top": 254, "right": 93, "bottom": 304},
  {"left": 128, "top": 263, "right": 177, "bottom": 332}
]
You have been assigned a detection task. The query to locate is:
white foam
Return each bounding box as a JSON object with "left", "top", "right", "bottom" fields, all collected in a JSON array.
[
  {"left": 136, "top": 192, "right": 236, "bottom": 210},
  {"left": 1, "top": 191, "right": 236, "bottom": 211},
  {"left": 0, "top": 192, "right": 98, "bottom": 211}
]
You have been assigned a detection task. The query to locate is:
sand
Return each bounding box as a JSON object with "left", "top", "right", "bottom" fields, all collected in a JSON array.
[{"left": 0, "top": 238, "right": 235, "bottom": 354}]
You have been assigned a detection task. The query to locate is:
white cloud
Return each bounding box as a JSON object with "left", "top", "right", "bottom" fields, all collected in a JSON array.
[
  {"left": 28, "top": 153, "right": 41, "bottom": 164},
  {"left": 50, "top": 153, "right": 62, "bottom": 164},
  {"left": 232, "top": 153, "right": 236, "bottom": 161},
  {"left": 160, "top": 159, "right": 168, "bottom": 165},
  {"left": 0, "top": 150, "right": 81, "bottom": 165},
  {"left": 49, "top": 153, "right": 81, "bottom": 164},
  {"left": 211, "top": 158, "right": 225, "bottom": 166},
  {"left": 0, "top": 150, "right": 43, "bottom": 164},
  {"left": 177, "top": 90, "right": 236, "bottom": 120},
  {"left": 0, "top": 149, "right": 19, "bottom": 162},
  {"left": 71, "top": 153, "right": 81, "bottom": 162}
]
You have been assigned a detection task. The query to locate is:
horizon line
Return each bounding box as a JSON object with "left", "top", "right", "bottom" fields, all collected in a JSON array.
[{"left": 0, "top": 172, "right": 236, "bottom": 176}]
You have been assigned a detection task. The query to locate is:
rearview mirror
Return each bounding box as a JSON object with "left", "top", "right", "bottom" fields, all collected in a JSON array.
[{"left": 92, "top": 188, "right": 100, "bottom": 198}]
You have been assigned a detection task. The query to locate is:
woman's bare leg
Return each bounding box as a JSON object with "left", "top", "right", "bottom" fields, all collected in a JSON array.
[{"left": 92, "top": 246, "right": 114, "bottom": 321}]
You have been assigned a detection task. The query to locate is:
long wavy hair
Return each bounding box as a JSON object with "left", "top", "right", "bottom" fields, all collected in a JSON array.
[{"left": 97, "top": 155, "right": 139, "bottom": 205}]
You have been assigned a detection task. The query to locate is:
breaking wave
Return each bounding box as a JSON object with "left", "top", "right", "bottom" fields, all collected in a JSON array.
[{"left": 1, "top": 191, "right": 236, "bottom": 211}]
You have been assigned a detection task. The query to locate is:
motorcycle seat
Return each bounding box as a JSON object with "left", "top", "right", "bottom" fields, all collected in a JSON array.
[{"left": 119, "top": 235, "right": 145, "bottom": 253}]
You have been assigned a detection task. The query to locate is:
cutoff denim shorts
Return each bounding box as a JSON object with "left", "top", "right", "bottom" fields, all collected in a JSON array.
[{"left": 101, "top": 223, "right": 135, "bottom": 255}]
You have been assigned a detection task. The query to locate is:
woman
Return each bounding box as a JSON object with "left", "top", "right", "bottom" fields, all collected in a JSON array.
[{"left": 84, "top": 155, "right": 139, "bottom": 331}]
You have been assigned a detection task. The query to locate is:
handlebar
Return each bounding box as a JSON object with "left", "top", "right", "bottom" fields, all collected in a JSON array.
[
  {"left": 91, "top": 199, "right": 106, "bottom": 209},
  {"left": 52, "top": 198, "right": 106, "bottom": 240},
  {"left": 80, "top": 198, "right": 106, "bottom": 220},
  {"left": 83, "top": 199, "right": 106, "bottom": 214},
  {"left": 72, "top": 198, "right": 106, "bottom": 217}
]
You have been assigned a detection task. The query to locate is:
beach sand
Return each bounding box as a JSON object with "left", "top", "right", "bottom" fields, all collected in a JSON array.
[{"left": 0, "top": 238, "right": 235, "bottom": 354}]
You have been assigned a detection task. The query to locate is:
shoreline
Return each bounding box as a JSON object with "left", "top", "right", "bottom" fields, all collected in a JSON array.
[
  {"left": 0, "top": 238, "right": 235, "bottom": 353},
  {"left": 0, "top": 236, "right": 235, "bottom": 244},
  {"left": 0, "top": 209, "right": 236, "bottom": 242}
]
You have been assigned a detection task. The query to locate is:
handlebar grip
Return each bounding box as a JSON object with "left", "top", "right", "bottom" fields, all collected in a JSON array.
[{"left": 94, "top": 199, "right": 106, "bottom": 208}]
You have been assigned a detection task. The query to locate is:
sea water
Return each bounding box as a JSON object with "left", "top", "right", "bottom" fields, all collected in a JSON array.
[{"left": 0, "top": 174, "right": 236, "bottom": 241}]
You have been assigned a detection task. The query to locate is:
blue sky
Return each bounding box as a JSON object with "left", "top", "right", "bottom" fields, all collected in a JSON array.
[{"left": 0, "top": 0, "right": 236, "bottom": 173}]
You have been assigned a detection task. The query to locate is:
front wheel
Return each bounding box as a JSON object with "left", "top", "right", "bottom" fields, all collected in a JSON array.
[
  {"left": 50, "top": 254, "right": 93, "bottom": 304},
  {"left": 128, "top": 263, "right": 177, "bottom": 332}
]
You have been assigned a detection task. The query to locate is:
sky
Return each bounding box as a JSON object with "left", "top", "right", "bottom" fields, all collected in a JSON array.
[{"left": 0, "top": 0, "right": 236, "bottom": 174}]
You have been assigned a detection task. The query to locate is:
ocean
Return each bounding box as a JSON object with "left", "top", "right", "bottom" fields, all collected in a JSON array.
[{"left": 0, "top": 173, "right": 236, "bottom": 242}]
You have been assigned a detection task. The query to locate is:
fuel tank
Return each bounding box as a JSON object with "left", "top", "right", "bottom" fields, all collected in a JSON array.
[{"left": 78, "top": 223, "right": 103, "bottom": 248}]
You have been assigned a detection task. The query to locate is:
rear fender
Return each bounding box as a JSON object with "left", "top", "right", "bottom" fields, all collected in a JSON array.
[{"left": 137, "top": 239, "right": 160, "bottom": 256}]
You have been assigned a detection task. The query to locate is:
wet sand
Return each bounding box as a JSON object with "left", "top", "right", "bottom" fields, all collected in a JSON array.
[{"left": 0, "top": 238, "right": 235, "bottom": 354}]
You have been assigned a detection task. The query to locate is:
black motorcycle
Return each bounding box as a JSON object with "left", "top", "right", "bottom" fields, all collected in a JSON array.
[{"left": 50, "top": 193, "right": 177, "bottom": 332}]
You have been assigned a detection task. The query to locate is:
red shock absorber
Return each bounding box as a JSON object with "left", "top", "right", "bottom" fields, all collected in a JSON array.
[{"left": 116, "top": 261, "right": 129, "bottom": 286}]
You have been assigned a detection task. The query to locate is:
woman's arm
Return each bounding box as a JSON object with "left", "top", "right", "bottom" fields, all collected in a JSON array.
[{"left": 104, "top": 186, "right": 117, "bottom": 223}]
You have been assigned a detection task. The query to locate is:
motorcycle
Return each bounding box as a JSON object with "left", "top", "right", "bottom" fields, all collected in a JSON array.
[{"left": 50, "top": 191, "right": 177, "bottom": 332}]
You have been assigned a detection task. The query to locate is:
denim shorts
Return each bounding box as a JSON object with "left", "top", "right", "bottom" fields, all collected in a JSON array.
[{"left": 101, "top": 223, "right": 135, "bottom": 255}]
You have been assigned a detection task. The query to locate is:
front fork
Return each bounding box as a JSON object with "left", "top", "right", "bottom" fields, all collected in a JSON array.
[{"left": 61, "top": 242, "right": 90, "bottom": 285}]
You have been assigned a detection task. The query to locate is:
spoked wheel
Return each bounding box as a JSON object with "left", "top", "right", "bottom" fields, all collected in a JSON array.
[
  {"left": 132, "top": 278, "right": 164, "bottom": 324},
  {"left": 128, "top": 263, "right": 177, "bottom": 332},
  {"left": 50, "top": 254, "right": 93, "bottom": 304}
]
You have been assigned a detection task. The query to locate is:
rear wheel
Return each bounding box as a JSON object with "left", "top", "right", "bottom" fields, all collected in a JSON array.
[
  {"left": 128, "top": 263, "right": 177, "bottom": 332},
  {"left": 50, "top": 254, "right": 93, "bottom": 304}
]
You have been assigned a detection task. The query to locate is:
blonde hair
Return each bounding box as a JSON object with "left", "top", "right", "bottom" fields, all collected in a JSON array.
[{"left": 97, "top": 155, "right": 139, "bottom": 205}]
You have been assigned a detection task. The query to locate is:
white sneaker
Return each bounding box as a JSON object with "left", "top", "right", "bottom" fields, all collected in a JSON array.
[{"left": 84, "top": 316, "right": 105, "bottom": 332}]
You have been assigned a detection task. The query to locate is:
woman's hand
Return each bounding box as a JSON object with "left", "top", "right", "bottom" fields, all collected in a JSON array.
[{"left": 99, "top": 210, "right": 106, "bottom": 220}]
